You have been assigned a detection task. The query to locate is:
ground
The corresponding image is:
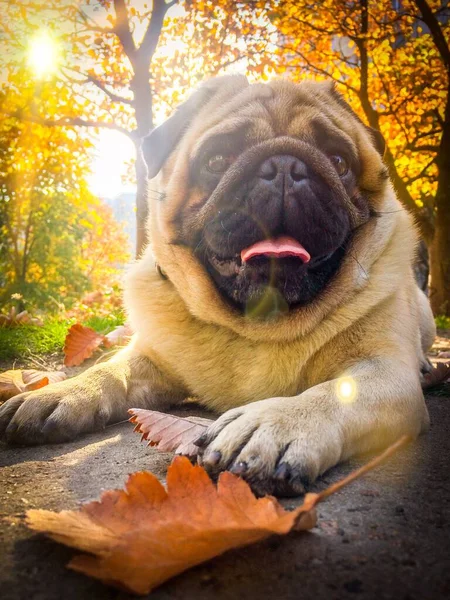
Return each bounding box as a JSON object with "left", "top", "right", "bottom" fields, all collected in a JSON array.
[{"left": 0, "top": 336, "right": 449, "bottom": 600}]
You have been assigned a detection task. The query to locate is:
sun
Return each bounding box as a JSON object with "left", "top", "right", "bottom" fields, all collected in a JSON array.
[{"left": 27, "top": 33, "right": 60, "bottom": 78}]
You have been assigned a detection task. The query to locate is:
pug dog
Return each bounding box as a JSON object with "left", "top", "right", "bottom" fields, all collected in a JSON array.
[{"left": 0, "top": 76, "right": 436, "bottom": 496}]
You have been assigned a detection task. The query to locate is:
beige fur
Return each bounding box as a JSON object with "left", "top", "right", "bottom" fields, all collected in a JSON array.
[{"left": 0, "top": 77, "right": 435, "bottom": 495}]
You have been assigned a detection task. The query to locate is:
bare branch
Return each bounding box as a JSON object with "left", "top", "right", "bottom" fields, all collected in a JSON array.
[
  {"left": 113, "top": 0, "right": 136, "bottom": 60},
  {"left": 411, "top": 128, "right": 442, "bottom": 142},
  {"left": 87, "top": 75, "right": 134, "bottom": 105},
  {"left": 77, "top": 8, "right": 113, "bottom": 35},
  {"left": 138, "top": 0, "right": 177, "bottom": 61},
  {"left": 435, "top": 108, "right": 445, "bottom": 128},
  {"left": 407, "top": 143, "right": 440, "bottom": 153},
  {"left": 276, "top": 44, "right": 360, "bottom": 95},
  {"left": 5, "top": 109, "right": 138, "bottom": 140},
  {"left": 404, "top": 156, "right": 437, "bottom": 184},
  {"left": 414, "top": 0, "right": 450, "bottom": 72},
  {"left": 288, "top": 15, "right": 355, "bottom": 39}
]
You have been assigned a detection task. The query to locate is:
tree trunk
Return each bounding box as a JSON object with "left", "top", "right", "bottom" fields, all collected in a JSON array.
[
  {"left": 131, "top": 59, "right": 153, "bottom": 257},
  {"left": 414, "top": 239, "right": 430, "bottom": 292},
  {"left": 411, "top": 0, "right": 450, "bottom": 315},
  {"left": 134, "top": 145, "right": 149, "bottom": 257},
  {"left": 429, "top": 95, "right": 450, "bottom": 316},
  {"left": 356, "top": 0, "right": 433, "bottom": 243},
  {"left": 429, "top": 221, "right": 450, "bottom": 316},
  {"left": 429, "top": 160, "right": 450, "bottom": 315}
]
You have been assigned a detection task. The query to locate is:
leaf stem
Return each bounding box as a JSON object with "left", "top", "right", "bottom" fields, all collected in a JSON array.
[{"left": 314, "top": 435, "right": 412, "bottom": 504}]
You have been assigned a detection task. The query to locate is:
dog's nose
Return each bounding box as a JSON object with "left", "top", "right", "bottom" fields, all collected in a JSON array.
[{"left": 258, "top": 155, "right": 308, "bottom": 184}]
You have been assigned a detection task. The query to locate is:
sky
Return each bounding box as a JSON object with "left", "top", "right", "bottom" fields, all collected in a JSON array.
[{"left": 87, "top": 130, "right": 136, "bottom": 199}]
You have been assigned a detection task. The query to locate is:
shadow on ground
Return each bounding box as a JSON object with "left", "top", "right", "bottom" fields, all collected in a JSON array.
[{"left": 1, "top": 396, "right": 449, "bottom": 600}]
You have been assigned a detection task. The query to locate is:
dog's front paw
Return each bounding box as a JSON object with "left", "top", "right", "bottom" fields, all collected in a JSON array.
[
  {"left": 0, "top": 380, "right": 112, "bottom": 445},
  {"left": 195, "top": 398, "right": 342, "bottom": 497}
]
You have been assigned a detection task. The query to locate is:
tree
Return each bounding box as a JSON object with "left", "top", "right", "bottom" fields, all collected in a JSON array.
[
  {"left": 0, "top": 80, "right": 130, "bottom": 312},
  {"left": 0, "top": 0, "right": 185, "bottom": 256}
]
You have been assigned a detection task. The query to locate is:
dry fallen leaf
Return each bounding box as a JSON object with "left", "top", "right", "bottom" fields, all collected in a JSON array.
[
  {"left": 0, "top": 369, "right": 66, "bottom": 402},
  {"left": 27, "top": 456, "right": 318, "bottom": 594},
  {"left": 129, "top": 409, "right": 213, "bottom": 456},
  {"left": 0, "top": 307, "right": 43, "bottom": 327},
  {"left": 26, "top": 437, "right": 409, "bottom": 595},
  {"left": 63, "top": 324, "right": 106, "bottom": 367},
  {"left": 81, "top": 290, "right": 104, "bottom": 306},
  {"left": 64, "top": 323, "right": 133, "bottom": 366},
  {"left": 422, "top": 361, "right": 450, "bottom": 389},
  {"left": 104, "top": 324, "right": 133, "bottom": 348}
]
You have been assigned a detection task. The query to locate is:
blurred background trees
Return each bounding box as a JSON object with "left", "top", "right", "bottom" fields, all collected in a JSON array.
[
  {"left": 0, "top": 74, "right": 129, "bottom": 312},
  {"left": 0, "top": 0, "right": 448, "bottom": 315}
]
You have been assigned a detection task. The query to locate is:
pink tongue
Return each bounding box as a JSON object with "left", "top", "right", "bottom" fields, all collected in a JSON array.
[{"left": 241, "top": 236, "right": 311, "bottom": 263}]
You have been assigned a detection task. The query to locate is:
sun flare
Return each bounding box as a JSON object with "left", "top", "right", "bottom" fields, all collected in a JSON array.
[
  {"left": 336, "top": 376, "right": 357, "bottom": 404},
  {"left": 27, "top": 33, "right": 60, "bottom": 78}
]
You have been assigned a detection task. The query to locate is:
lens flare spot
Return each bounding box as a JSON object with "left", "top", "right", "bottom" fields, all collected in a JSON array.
[
  {"left": 245, "top": 285, "right": 289, "bottom": 319},
  {"left": 27, "top": 33, "right": 60, "bottom": 78},
  {"left": 336, "top": 376, "right": 357, "bottom": 404}
]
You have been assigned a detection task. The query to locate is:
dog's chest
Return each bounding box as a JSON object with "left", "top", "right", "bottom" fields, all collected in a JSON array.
[{"left": 134, "top": 300, "right": 315, "bottom": 412}]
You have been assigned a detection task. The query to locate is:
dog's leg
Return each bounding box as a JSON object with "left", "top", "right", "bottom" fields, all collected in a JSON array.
[
  {"left": 0, "top": 345, "right": 186, "bottom": 445},
  {"left": 196, "top": 358, "right": 428, "bottom": 496}
]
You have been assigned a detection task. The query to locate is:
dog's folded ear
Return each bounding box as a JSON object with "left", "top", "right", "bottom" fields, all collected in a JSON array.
[
  {"left": 142, "top": 75, "right": 249, "bottom": 179},
  {"left": 365, "top": 126, "right": 386, "bottom": 157},
  {"left": 329, "top": 84, "right": 386, "bottom": 158}
]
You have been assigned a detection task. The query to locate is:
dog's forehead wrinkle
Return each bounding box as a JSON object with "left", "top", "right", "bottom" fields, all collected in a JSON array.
[
  {"left": 188, "top": 82, "right": 274, "bottom": 140},
  {"left": 191, "top": 120, "right": 248, "bottom": 157},
  {"left": 190, "top": 115, "right": 276, "bottom": 162},
  {"left": 310, "top": 116, "right": 359, "bottom": 161},
  {"left": 258, "top": 83, "right": 348, "bottom": 139}
]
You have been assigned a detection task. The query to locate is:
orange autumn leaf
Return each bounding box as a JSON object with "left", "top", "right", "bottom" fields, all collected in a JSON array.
[
  {"left": 129, "top": 409, "right": 213, "bottom": 456},
  {"left": 63, "top": 324, "right": 106, "bottom": 367},
  {"left": 26, "top": 438, "right": 409, "bottom": 595},
  {"left": 26, "top": 456, "right": 318, "bottom": 595},
  {"left": 0, "top": 369, "right": 66, "bottom": 402},
  {"left": 23, "top": 369, "right": 66, "bottom": 387}
]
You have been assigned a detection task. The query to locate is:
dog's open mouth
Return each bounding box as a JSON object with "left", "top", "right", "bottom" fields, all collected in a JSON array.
[
  {"left": 207, "top": 236, "right": 315, "bottom": 278},
  {"left": 203, "top": 232, "right": 348, "bottom": 311},
  {"left": 241, "top": 236, "right": 311, "bottom": 264}
]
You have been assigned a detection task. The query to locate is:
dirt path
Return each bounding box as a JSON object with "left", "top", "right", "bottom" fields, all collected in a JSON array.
[{"left": 1, "top": 395, "right": 449, "bottom": 600}]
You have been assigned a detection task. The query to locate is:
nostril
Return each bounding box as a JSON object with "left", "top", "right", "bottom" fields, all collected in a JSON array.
[
  {"left": 290, "top": 160, "right": 307, "bottom": 182},
  {"left": 258, "top": 158, "right": 278, "bottom": 181}
]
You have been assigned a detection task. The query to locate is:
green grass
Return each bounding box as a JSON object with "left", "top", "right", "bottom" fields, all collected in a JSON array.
[
  {"left": 0, "top": 312, "right": 125, "bottom": 362},
  {"left": 435, "top": 315, "right": 450, "bottom": 330},
  {"left": 83, "top": 313, "right": 125, "bottom": 334},
  {"left": 1, "top": 310, "right": 448, "bottom": 364}
]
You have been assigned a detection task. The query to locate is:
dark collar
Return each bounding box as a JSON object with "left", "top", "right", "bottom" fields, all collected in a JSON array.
[{"left": 156, "top": 263, "right": 168, "bottom": 280}]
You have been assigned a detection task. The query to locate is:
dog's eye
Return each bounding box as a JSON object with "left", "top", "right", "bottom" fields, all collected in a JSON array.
[
  {"left": 206, "top": 154, "right": 232, "bottom": 173},
  {"left": 329, "top": 155, "right": 349, "bottom": 177}
]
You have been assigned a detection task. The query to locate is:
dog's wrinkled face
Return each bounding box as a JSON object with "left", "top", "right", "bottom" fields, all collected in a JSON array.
[
  {"left": 186, "top": 134, "right": 359, "bottom": 313},
  {"left": 143, "top": 78, "right": 387, "bottom": 318}
]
